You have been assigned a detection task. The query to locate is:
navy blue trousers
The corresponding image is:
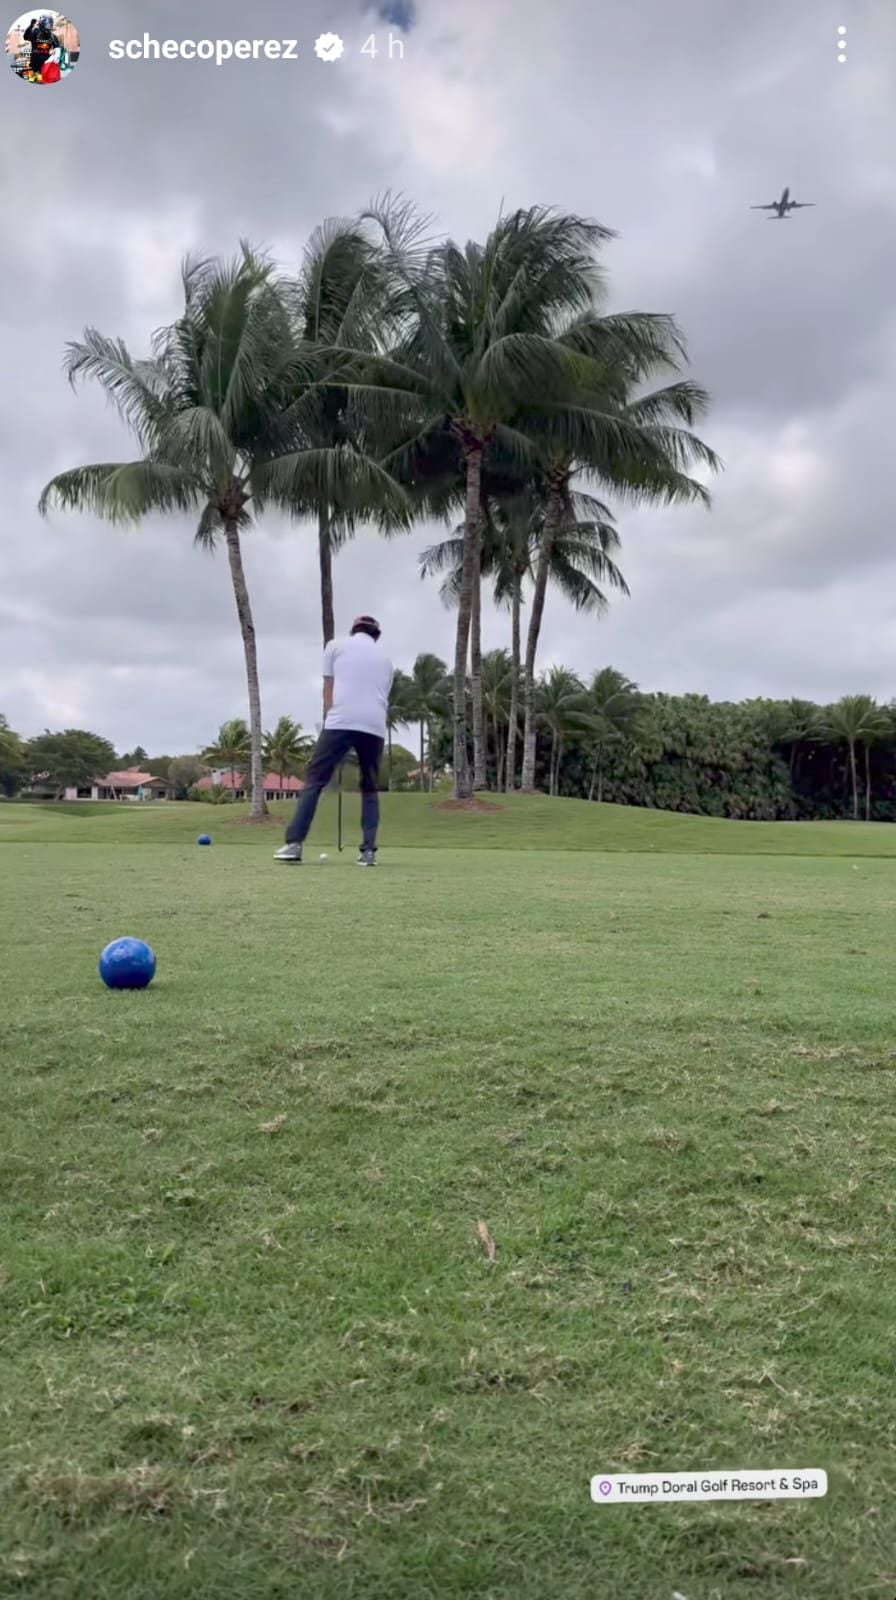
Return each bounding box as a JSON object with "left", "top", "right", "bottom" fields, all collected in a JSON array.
[{"left": 285, "top": 728, "right": 384, "bottom": 850}]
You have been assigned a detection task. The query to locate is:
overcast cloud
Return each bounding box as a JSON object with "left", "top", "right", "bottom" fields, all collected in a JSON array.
[{"left": 2, "top": 0, "right": 894, "bottom": 753}]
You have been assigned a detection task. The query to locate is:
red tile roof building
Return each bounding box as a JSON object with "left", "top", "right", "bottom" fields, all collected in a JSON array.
[
  {"left": 92, "top": 767, "right": 170, "bottom": 800},
  {"left": 194, "top": 771, "right": 305, "bottom": 799}
]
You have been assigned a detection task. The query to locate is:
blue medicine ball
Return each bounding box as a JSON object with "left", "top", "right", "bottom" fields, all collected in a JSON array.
[
  {"left": 198, "top": 834, "right": 212, "bottom": 845},
  {"left": 98, "top": 937, "right": 157, "bottom": 990}
]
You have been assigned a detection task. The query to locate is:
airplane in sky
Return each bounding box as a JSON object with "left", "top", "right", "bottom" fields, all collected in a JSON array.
[{"left": 750, "top": 186, "right": 815, "bottom": 219}]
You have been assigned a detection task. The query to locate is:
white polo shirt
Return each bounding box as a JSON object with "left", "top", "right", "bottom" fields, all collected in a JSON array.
[{"left": 323, "top": 633, "right": 394, "bottom": 740}]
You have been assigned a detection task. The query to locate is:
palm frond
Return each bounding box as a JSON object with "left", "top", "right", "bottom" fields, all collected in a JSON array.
[
  {"left": 156, "top": 406, "right": 235, "bottom": 483},
  {"left": 624, "top": 380, "right": 711, "bottom": 428},
  {"left": 360, "top": 191, "right": 439, "bottom": 281},
  {"left": 548, "top": 542, "right": 628, "bottom": 610},
  {"left": 567, "top": 488, "right": 615, "bottom": 523},
  {"left": 561, "top": 311, "right": 688, "bottom": 379},
  {"left": 251, "top": 446, "right": 411, "bottom": 527},
  {"left": 63, "top": 333, "right": 170, "bottom": 449},
  {"left": 39, "top": 461, "right": 201, "bottom": 522},
  {"left": 194, "top": 500, "right": 226, "bottom": 550},
  {"left": 295, "top": 219, "right": 385, "bottom": 351},
  {"left": 419, "top": 536, "right": 464, "bottom": 579},
  {"left": 474, "top": 334, "right": 607, "bottom": 418},
  {"left": 193, "top": 253, "right": 283, "bottom": 432}
]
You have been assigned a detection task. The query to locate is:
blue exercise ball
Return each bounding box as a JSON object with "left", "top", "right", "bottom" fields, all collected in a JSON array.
[
  {"left": 98, "top": 937, "right": 157, "bottom": 990},
  {"left": 198, "top": 834, "right": 212, "bottom": 846}
]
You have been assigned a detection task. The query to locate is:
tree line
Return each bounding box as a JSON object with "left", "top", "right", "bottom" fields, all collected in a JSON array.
[
  {"left": 427, "top": 671, "right": 896, "bottom": 821},
  {"left": 0, "top": 719, "right": 417, "bottom": 800},
  {"left": 35, "top": 198, "right": 720, "bottom": 817},
  {"left": 397, "top": 665, "right": 896, "bottom": 820},
  {"left": 4, "top": 675, "right": 893, "bottom": 819}
]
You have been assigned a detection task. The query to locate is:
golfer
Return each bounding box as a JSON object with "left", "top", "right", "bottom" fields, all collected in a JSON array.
[{"left": 275, "top": 615, "right": 393, "bottom": 867}]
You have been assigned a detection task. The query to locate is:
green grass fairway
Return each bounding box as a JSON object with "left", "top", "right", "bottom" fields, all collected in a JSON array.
[{"left": 2, "top": 797, "right": 895, "bottom": 1598}]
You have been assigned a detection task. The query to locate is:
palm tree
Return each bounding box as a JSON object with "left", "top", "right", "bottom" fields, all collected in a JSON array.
[
  {"left": 386, "top": 669, "right": 413, "bottom": 789},
  {"left": 404, "top": 654, "right": 449, "bottom": 790},
  {"left": 481, "top": 648, "right": 515, "bottom": 790},
  {"left": 468, "top": 523, "right": 488, "bottom": 788},
  {"left": 202, "top": 719, "right": 251, "bottom": 797},
  {"left": 403, "top": 288, "right": 716, "bottom": 800},
  {"left": 519, "top": 489, "right": 629, "bottom": 791},
  {"left": 422, "top": 491, "right": 627, "bottom": 793},
  {"left": 286, "top": 219, "right": 411, "bottom": 648},
  {"left": 818, "top": 696, "right": 892, "bottom": 819},
  {"left": 516, "top": 313, "right": 719, "bottom": 790},
  {"left": 574, "top": 667, "right": 646, "bottom": 802},
  {"left": 472, "top": 488, "right": 533, "bottom": 793},
  {"left": 352, "top": 203, "right": 683, "bottom": 800},
  {"left": 263, "top": 716, "right": 313, "bottom": 793},
  {"left": 489, "top": 502, "right": 530, "bottom": 793},
  {"left": 39, "top": 248, "right": 407, "bottom": 820},
  {"left": 536, "top": 667, "right": 586, "bottom": 796},
  {"left": 423, "top": 484, "right": 618, "bottom": 794},
  {"left": 758, "top": 698, "right": 822, "bottom": 783},
  {"left": 422, "top": 496, "right": 524, "bottom": 790}
]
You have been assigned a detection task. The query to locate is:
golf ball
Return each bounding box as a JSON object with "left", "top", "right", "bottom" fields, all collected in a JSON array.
[{"left": 320, "top": 853, "right": 328, "bottom": 861}]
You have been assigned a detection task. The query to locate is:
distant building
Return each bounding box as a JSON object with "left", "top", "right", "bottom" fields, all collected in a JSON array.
[
  {"left": 194, "top": 770, "right": 305, "bottom": 802},
  {"left": 91, "top": 767, "right": 172, "bottom": 801},
  {"left": 21, "top": 765, "right": 171, "bottom": 801},
  {"left": 22, "top": 764, "right": 306, "bottom": 802}
]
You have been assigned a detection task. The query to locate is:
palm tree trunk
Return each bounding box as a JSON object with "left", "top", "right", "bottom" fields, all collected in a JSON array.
[
  {"left": 848, "top": 738, "right": 858, "bottom": 820},
  {"left": 428, "top": 722, "right": 435, "bottom": 791},
  {"left": 588, "top": 752, "right": 598, "bottom": 803},
  {"left": 556, "top": 737, "right": 564, "bottom": 797},
  {"left": 521, "top": 493, "right": 560, "bottom": 792},
  {"left": 387, "top": 727, "right": 393, "bottom": 790},
  {"left": 319, "top": 509, "right": 335, "bottom": 728},
  {"left": 319, "top": 509, "right": 335, "bottom": 647},
  {"left": 505, "top": 574, "right": 521, "bottom": 793},
  {"left": 597, "top": 749, "right": 605, "bottom": 804},
  {"left": 223, "top": 522, "right": 267, "bottom": 820},
  {"left": 549, "top": 731, "right": 557, "bottom": 797},
  {"left": 864, "top": 742, "right": 871, "bottom": 822},
  {"left": 495, "top": 715, "right": 505, "bottom": 792},
  {"left": 419, "top": 723, "right": 425, "bottom": 790},
  {"left": 471, "top": 541, "right": 487, "bottom": 790},
  {"left": 452, "top": 446, "right": 482, "bottom": 800}
]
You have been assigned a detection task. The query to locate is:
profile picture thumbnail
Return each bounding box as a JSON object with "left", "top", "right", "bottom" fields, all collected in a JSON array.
[{"left": 6, "top": 9, "right": 79, "bottom": 84}]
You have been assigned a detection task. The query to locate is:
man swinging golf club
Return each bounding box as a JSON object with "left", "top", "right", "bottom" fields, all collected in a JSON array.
[{"left": 275, "top": 616, "right": 393, "bottom": 867}]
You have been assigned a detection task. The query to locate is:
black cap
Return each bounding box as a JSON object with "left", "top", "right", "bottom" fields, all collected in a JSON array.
[{"left": 350, "top": 614, "right": 381, "bottom": 638}]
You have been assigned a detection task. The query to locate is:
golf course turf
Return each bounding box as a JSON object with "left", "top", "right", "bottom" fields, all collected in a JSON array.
[{"left": 2, "top": 795, "right": 895, "bottom": 1598}]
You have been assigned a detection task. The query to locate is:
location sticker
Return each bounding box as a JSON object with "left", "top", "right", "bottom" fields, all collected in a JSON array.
[{"left": 591, "top": 1470, "right": 828, "bottom": 1504}]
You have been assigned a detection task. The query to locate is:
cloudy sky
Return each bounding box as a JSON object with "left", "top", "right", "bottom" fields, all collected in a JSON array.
[{"left": 2, "top": 0, "right": 893, "bottom": 754}]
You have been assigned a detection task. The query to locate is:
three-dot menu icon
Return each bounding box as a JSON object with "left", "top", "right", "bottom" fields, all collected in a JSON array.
[{"left": 837, "top": 25, "right": 846, "bottom": 64}]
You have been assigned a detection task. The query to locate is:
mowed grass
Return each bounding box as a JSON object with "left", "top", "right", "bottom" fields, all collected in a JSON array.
[
  {"left": 2, "top": 797, "right": 895, "bottom": 1598},
  {"left": 5, "top": 789, "right": 896, "bottom": 855}
]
